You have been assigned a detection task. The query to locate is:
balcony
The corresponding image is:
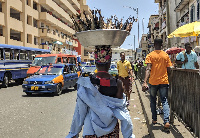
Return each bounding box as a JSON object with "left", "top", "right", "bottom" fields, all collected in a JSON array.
[
  {"left": 9, "top": 17, "right": 23, "bottom": 32},
  {"left": 25, "top": 5, "right": 39, "bottom": 20},
  {"left": 9, "top": 0, "right": 22, "bottom": 12},
  {"left": 67, "top": 0, "right": 80, "bottom": 10},
  {"left": 39, "top": 28, "right": 66, "bottom": 43},
  {"left": 39, "top": 0, "right": 73, "bottom": 25},
  {"left": 8, "top": 39, "right": 23, "bottom": 46},
  {"left": 40, "top": 12, "right": 75, "bottom": 35},
  {"left": 26, "top": 43, "right": 39, "bottom": 48},
  {"left": 27, "top": 24, "right": 39, "bottom": 36},
  {"left": 0, "top": 12, "right": 5, "bottom": 26},
  {"left": 175, "top": 0, "right": 189, "bottom": 12},
  {"left": 73, "top": 40, "right": 78, "bottom": 47},
  {"left": 0, "top": 36, "right": 5, "bottom": 44},
  {"left": 53, "top": 0, "right": 79, "bottom": 15}
]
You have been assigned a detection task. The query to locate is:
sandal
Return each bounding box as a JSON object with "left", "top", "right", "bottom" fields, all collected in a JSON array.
[
  {"left": 152, "top": 120, "right": 157, "bottom": 124},
  {"left": 164, "top": 122, "right": 170, "bottom": 128}
]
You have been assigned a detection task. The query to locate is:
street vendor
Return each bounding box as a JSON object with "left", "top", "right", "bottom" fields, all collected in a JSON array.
[
  {"left": 66, "top": 45, "right": 135, "bottom": 138},
  {"left": 176, "top": 42, "right": 199, "bottom": 69}
]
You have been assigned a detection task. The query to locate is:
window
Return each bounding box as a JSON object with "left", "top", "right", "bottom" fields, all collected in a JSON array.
[
  {"left": 10, "top": 29, "right": 21, "bottom": 41},
  {"left": 10, "top": 8, "right": 20, "bottom": 21},
  {"left": 33, "top": 1, "right": 37, "bottom": 10},
  {"left": 57, "top": 57, "right": 61, "bottom": 63},
  {"left": 34, "top": 36, "right": 38, "bottom": 45},
  {"left": 190, "top": 4, "right": 195, "bottom": 22},
  {"left": 69, "top": 65, "right": 76, "bottom": 73},
  {"left": 28, "top": 51, "right": 34, "bottom": 60},
  {"left": 33, "top": 18, "right": 38, "bottom": 28},
  {"left": 27, "top": 15, "right": 32, "bottom": 25},
  {"left": 63, "top": 57, "right": 68, "bottom": 63},
  {"left": 5, "top": 49, "right": 11, "bottom": 60},
  {"left": 27, "top": 34, "right": 32, "bottom": 43},
  {"left": 0, "top": 2, "right": 2, "bottom": 12},
  {"left": 20, "top": 51, "right": 27, "bottom": 60},
  {"left": 0, "top": 49, "right": 3, "bottom": 60}
]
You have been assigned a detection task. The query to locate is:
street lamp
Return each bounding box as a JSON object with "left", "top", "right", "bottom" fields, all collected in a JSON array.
[{"left": 123, "top": 6, "right": 139, "bottom": 45}]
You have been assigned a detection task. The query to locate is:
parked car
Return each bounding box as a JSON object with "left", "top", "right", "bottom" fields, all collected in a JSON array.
[
  {"left": 82, "top": 65, "right": 96, "bottom": 77},
  {"left": 22, "top": 63, "right": 78, "bottom": 96},
  {"left": 108, "top": 67, "right": 118, "bottom": 78}
]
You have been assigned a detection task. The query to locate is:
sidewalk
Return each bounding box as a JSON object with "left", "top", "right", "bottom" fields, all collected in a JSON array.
[{"left": 134, "top": 79, "right": 194, "bottom": 138}]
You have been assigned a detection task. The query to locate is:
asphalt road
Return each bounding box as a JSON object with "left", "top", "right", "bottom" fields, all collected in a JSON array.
[{"left": 0, "top": 82, "right": 77, "bottom": 138}]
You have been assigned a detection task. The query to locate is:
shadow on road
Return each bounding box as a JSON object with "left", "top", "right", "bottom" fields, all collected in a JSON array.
[
  {"left": 22, "top": 88, "right": 76, "bottom": 97},
  {"left": 0, "top": 81, "right": 23, "bottom": 89}
]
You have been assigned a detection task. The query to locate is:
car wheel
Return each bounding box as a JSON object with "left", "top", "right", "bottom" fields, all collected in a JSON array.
[
  {"left": 74, "top": 84, "right": 77, "bottom": 90},
  {"left": 2, "top": 73, "right": 9, "bottom": 88},
  {"left": 54, "top": 83, "right": 62, "bottom": 96},
  {"left": 26, "top": 92, "right": 32, "bottom": 96},
  {"left": 15, "top": 78, "right": 24, "bottom": 84}
]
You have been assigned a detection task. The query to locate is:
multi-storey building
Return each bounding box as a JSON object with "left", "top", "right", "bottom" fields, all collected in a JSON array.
[
  {"left": 139, "top": 34, "right": 148, "bottom": 57},
  {"left": 155, "top": 0, "right": 168, "bottom": 49},
  {"left": 173, "top": 0, "right": 199, "bottom": 48},
  {"left": 0, "top": 0, "right": 92, "bottom": 58},
  {"left": 147, "top": 15, "right": 159, "bottom": 52},
  {"left": 112, "top": 48, "right": 134, "bottom": 63}
]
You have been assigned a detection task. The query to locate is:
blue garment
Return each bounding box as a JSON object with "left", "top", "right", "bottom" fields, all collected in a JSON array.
[
  {"left": 66, "top": 77, "right": 135, "bottom": 138},
  {"left": 176, "top": 51, "right": 197, "bottom": 69},
  {"left": 149, "top": 84, "right": 169, "bottom": 124}
]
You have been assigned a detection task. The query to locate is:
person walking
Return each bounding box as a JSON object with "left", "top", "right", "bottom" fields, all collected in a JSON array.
[
  {"left": 117, "top": 52, "right": 134, "bottom": 107},
  {"left": 67, "top": 46, "right": 134, "bottom": 138},
  {"left": 133, "top": 61, "right": 138, "bottom": 80},
  {"left": 142, "top": 38, "right": 172, "bottom": 130},
  {"left": 176, "top": 42, "right": 199, "bottom": 69}
]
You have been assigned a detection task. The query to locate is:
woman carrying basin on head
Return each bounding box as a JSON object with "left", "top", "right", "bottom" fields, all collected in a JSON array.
[{"left": 66, "top": 45, "right": 135, "bottom": 138}]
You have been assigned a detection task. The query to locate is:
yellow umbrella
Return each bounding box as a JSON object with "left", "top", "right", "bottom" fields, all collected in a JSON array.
[{"left": 168, "top": 21, "right": 200, "bottom": 45}]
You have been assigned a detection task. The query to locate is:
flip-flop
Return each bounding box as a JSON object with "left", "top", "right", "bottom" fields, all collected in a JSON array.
[{"left": 152, "top": 120, "right": 157, "bottom": 124}]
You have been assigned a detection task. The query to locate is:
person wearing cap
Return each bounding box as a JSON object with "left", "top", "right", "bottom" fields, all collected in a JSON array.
[
  {"left": 117, "top": 52, "right": 134, "bottom": 107},
  {"left": 67, "top": 45, "right": 135, "bottom": 138},
  {"left": 176, "top": 42, "right": 199, "bottom": 69}
]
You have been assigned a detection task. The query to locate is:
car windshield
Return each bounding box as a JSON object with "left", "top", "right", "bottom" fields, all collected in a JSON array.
[
  {"left": 32, "top": 56, "right": 57, "bottom": 66},
  {"left": 83, "top": 66, "right": 96, "bottom": 72},
  {"left": 35, "top": 66, "right": 63, "bottom": 75}
]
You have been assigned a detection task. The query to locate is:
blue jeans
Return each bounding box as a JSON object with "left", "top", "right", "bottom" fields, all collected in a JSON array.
[{"left": 149, "top": 84, "right": 170, "bottom": 124}]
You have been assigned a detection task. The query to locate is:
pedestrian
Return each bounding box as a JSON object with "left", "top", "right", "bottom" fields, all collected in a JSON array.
[
  {"left": 176, "top": 42, "right": 199, "bottom": 69},
  {"left": 117, "top": 52, "right": 134, "bottom": 107},
  {"left": 67, "top": 45, "right": 135, "bottom": 138},
  {"left": 142, "top": 38, "right": 172, "bottom": 130},
  {"left": 133, "top": 61, "right": 138, "bottom": 80},
  {"left": 142, "top": 57, "right": 147, "bottom": 67},
  {"left": 77, "top": 62, "right": 82, "bottom": 77}
]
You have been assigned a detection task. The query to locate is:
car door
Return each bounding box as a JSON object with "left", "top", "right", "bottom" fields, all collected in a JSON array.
[
  {"left": 69, "top": 65, "right": 78, "bottom": 87},
  {"left": 63, "top": 65, "right": 70, "bottom": 89}
]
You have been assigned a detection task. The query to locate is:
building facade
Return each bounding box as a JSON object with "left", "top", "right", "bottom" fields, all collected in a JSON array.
[
  {"left": 0, "top": 0, "right": 92, "bottom": 58},
  {"left": 147, "top": 15, "right": 159, "bottom": 52}
]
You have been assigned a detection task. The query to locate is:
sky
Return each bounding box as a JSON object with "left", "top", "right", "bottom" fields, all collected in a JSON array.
[{"left": 86, "top": 0, "right": 159, "bottom": 50}]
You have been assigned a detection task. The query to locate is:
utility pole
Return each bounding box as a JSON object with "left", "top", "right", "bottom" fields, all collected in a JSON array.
[
  {"left": 166, "top": 0, "right": 171, "bottom": 48},
  {"left": 134, "top": 35, "right": 135, "bottom": 60},
  {"left": 142, "top": 18, "right": 145, "bottom": 34}
]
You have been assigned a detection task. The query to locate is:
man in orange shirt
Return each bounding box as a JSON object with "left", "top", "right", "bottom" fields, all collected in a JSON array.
[{"left": 142, "top": 38, "right": 172, "bottom": 130}]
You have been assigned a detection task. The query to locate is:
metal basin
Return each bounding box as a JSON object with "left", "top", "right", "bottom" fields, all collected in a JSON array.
[{"left": 75, "top": 29, "right": 128, "bottom": 48}]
